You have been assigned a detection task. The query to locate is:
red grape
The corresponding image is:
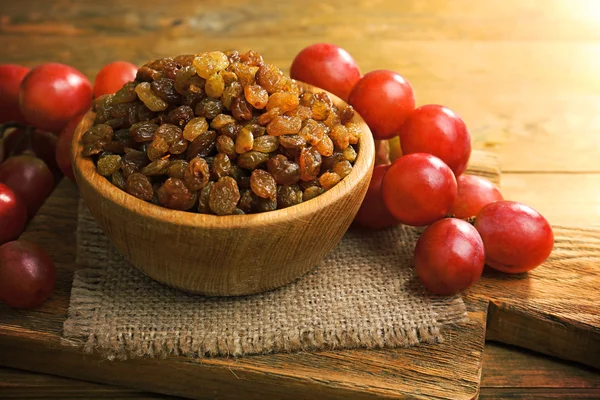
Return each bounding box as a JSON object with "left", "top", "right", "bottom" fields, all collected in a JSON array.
[
  {"left": 56, "top": 114, "right": 84, "bottom": 181},
  {"left": 0, "top": 240, "right": 56, "bottom": 309},
  {"left": 474, "top": 201, "right": 554, "bottom": 273},
  {"left": 2, "top": 128, "right": 61, "bottom": 182},
  {"left": 381, "top": 153, "right": 457, "bottom": 227},
  {"left": 0, "top": 155, "right": 55, "bottom": 217},
  {"left": 348, "top": 70, "right": 415, "bottom": 140},
  {"left": 354, "top": 164, "right": 400, "bottom": 230},
  {"left": 93, "top": 61, "right": 138, "bottom": 98},
  {"left": 290, "top": 43, "right": 361, "bottom": 102},
  {"left": 450, "top": 174, "right": 503, "bottom": 219},
  {"left": 0, "top": 183, "right": 27, "bottom": 245},
  {"left": 0, "top": 64, "right": 30, "bottom": 124},
  {"left": 19, "top": 63, "right": 92, "bottom": 133},
  {"left": 399, "top": 104, "right": 471, "bottom": 176},
  {"left": 414, "top": 218, "right": 485, "bottom": 296}
]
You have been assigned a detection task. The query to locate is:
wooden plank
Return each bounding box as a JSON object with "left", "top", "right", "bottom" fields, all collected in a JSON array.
[
  {"left": 0, "top": 179, "right": 485, "bottom": 400},
  {"left": 1, "top": 1, "right": 599, "bottom": 173},
  {"left": 501, "top": 173, "right": 600, "bottom": 227}
]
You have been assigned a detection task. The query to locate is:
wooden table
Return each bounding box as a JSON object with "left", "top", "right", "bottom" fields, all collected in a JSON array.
[{"left": 1, "top": 0, "right": 599, "bottom": 398}]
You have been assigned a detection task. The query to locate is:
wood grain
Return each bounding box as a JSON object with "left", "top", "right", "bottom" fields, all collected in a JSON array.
[{"left": 72, "top": 83, "right": 374, "bottom": 296}]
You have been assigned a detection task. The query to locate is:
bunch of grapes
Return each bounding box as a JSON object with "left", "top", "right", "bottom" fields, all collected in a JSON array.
[
  {"left": 0, "top": 60, "right": 138, "bottom": 308},
  {"left": 291, "top": 43, "right": 554, "bottom": 296}
]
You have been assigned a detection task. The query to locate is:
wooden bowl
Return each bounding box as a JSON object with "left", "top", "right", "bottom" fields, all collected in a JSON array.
[{"left": 71, "top": 83, "right": 374, "bottom": 296}]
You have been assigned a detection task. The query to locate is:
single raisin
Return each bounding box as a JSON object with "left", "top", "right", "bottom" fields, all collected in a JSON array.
[
  {"left": 299, "top": 146, "right": 322, "bottom": 181},
  {"left": 121, "top": 148, "right": 150, "bottom": 177},
  {"left": 169, "top": 137, "right": 189, "bottom": 154},
  {"left": 235, "top": 127, "right": 254, "bottom": 154},
  {"left": 210, "top": 114, "right": 237, "bottom": 130},
  {"left": 277, "top": 184, "right": 303, "bottom": 209},
  {"left": 125, "top": 173, "right": 154, "bottom": 201},
  {"left": 256, "top": 64, "right": 286, "bottom": 94},
  {"left": 330, "top": 125, "right": 350, "bottom": 150},
  {"left": 135, "top": 82, "right": 169, "bottom": 112},
  {"left": 151, "top": 77, "right": 181, "bottom": 104},
  {"left": 157, "top": 178, "right": 197, "bottom": 211},
  {"left": 250, "top": 169, "right": 277, "bottom": 200},
  {"left": 193, "top": 51, "right": 230, "bottom": 79},
  {"left": 197, "top": 181, "right": 214, "bottom": 214},
  {"left": 112, "top": 170, "right": 126, "bottom": 190},
  {"left": 340, "top": 105, "right": 355, "bottom": 125},
  {"left": 244, "top": 84, "right": 268, "bottom": 109},
  {"left": 183, "top": 157, "right": 210, "bottom": 191},
  {"left": 112, "top": 82, "right": 138, "bottom": 104},
  {"left": 187, "top": 130, "right": 217, "bottom": 159},
  {"left": 183, "top": 117, "right": 209, "bottom": 141},
  {"left": 174, "top": 65, "right": 198, "bottom": 95},
  {"left": 221, "top": 81, "right": 243, "bottom": 110},
  {"left": 97, "top": 155, "right": 122, "bottom": 177},
  {"left": 140, "top": 158, "right": 170, "bottom": 176},
  {"left": 251, "top": 195, "right": 277, "bottom": 213},
  {"left": 343, "top": 145, "right": 357, "bottom": 162},
  {"left": 332, "top": 160, "right": 353, "bottom": 178},
  {"left": 279, "top": 134, "right": 306, "bottom": 150},
  {"left": 216, "top": 135, "right": 237, "bottom": 159},
  {"left": 253, "top": 135, "right": 279, "bottom": 153},
  {"left": 155, "top": 124, "right": 182, "bottom": 145},
  {"left": 266, "top": 116, "right": 302, "bottom": 136},
  {"left": 168, "top": 105, "right": 194, "bottom": 127},
  {"left": 237, "top": 151, "right": 270, "bottom": 170},
  {"left": 239, "top": 50, "right": 264, "bottom": 66},
  {"left": 205, "top": 72, "right": 225, "bottom": 98},
  {"left": 238, "top": 189, "right": 253, "bottom": 213},
  {"left": 211, "top": 153, "right": 232, "bottom": 179},
  {"left": 167, "top": 159, "right": 189, "bottom": 179},
  {"left": 266, "top": 92, "right": 299, "bottom": 113},
  {"left": 209, "top": 176, "right": 240, "bottom": 215},
  {"left": 314, "top": 134, "right": 334, "bottom": 157},
  {"left": 147, "top": 136, "right": 170, "bottom": 161},
  {"left": 267, "top": 154, "right": 301, "bottom": 185},
  {"left": 319, "top": 171, "right": 342, "bottom": 190},
  {"left": 285, "top": 105, "right": 312, "bottom": 121},
  {"left": 346, "top": 122, "right": 361, "bottom": 144},
  {"left": 303, "top": 186, "right": 325, "bottom": 201},
  {"left": 232, "top": 63, "right": 259, "bottom": 86},
  {"left": 231, "top": 96, "right": 253, "bottom": 121},
  {"left": 299, "top": 119, "right": 325, "bottom": 146},
  {"left": 130, "top": 122, "right": 158, "bottom": 142},
  {"left": 257, "top": 107, "right": 280, "bottom": 126}
]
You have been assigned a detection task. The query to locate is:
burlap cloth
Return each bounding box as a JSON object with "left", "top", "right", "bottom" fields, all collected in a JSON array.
[{"left": 63, "top": 201, "right": 468, "bottom": 360}]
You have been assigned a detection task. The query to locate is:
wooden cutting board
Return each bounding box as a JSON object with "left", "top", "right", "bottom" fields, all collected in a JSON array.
[{"left": 0, "top": 150, "right": 598, "bottom": 400}]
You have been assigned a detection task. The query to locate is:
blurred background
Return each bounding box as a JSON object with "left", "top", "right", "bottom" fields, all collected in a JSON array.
[{"left": 1, "top": 0, "right": 600, "bottom": 225}]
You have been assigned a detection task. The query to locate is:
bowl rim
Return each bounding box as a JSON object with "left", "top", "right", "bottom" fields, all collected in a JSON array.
[{"left": 72, "top": 82, "right": 375, "bottom": 230}]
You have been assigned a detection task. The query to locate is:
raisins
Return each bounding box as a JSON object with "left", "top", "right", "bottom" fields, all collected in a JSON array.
[
  {"left": 279, "top": 134, "right": 306, "bottom": 150},
  {"left": 237, "top": 151, "right": 269, "bottom": 170},
  {"left": 250, "top": 169, "right": 277, "bottom": 200},
  {"left": 266, "top": 116, "right": 302, "bottom": 136},
  {"left": 187, "top": 130, "right": 217, "bottom": 159},
  {"left": 299, "top": 146, "right": 322, "bottom": 181},
  {"left": 197, "top": 181, "right": 214, "bottom": 214},
  {"left": 151, "top": 77, "right": 181, "bottom": 104},
  {"left": 184, "top": 157, "right": 210, "bottom": 191},
  {"left": 193, "top": 51, "right": 230, "bottom": 79},
  {"left": 235, "top": 127, "right": 254, "bottom": 154},
  {"left": 211, "top": 153, "right": 232, "bottom": 179},
  {"left": 183, "top": 117, "right": 209, "bottom": 141},
  {"left": 209, "top": 176, "right": 240, "bottom": 215},
  {"left": 303, "top": 186, "right": 324, "bottom": 201},
  {"left": 168, "top": 105, "right": 194, "bottom": 127},
  {"left": 205, "top": 72, "right": 225, "bottom": 98},
  {"left": 130, "top": 122, "right": 158, "bottom": 142},
  {"left": 140, "top": 158, "right": 170, "bottom": 176},
  {"left": 244, "top": 84, "right": 268, "bottom": 109},
  {"left": 266, "top": 92, "right": 299, "bottom": 113},
  {"left": 278, "top": 184, "right": 303, "bottom": 209},
  {"left": 332, "top": 160, "right": 353, "bottom": 178},
  {"left": 125, "top": 173, "right": 154, "bottom": 201},
  {"left": 253, "top": 135, "right": 279, "bottom": 153},
  {"left": 97, "top": 155, "right": 122, "bottom": 176},
  {"left": 84, "top": 50, "right": 358, "bottom": 213},
  {"left": 231, "top": 96, "right": 253, "bottom": 121},
  {"left": 216, "top": 135, "right": 237, "bottom": 159},
  {"left": 157, "top": 178, "right": 197, "bottom": 211},
  {"left": 319, "top": 171, "right": 342, "bottom": 190},
  {"left": 267, "top": 154, "right": 300, "bottom": 185},
  {"left": 257, "top": 64, "right": 286, "bottom": 93},
  {"left": 135, "top": 82, "right": 168, "bottom": 112}
]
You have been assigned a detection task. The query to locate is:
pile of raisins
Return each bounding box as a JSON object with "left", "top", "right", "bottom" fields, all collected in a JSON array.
[{"left": 83, "top": 50, "right": 360, "bottom": 215}]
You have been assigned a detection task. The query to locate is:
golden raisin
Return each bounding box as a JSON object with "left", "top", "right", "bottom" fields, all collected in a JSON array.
[
  {"left": 266, "top": 116, "right": 302, "bottom": 136},
  {"left": 319, "top": 172, "right": 342, "bottom": 190},
  {"left": 235, "top": 127, "right": 254, "bottom": 154}
]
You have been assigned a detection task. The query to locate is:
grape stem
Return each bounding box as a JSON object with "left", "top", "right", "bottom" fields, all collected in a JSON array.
[{"left": 0, "top": 121, "right": 26, "bottom": 139}]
